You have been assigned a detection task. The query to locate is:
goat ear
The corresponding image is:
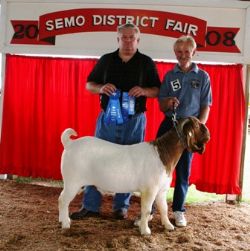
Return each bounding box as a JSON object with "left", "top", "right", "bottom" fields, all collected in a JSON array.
[
  {"left": 182, "top": 117, "right": 202, "bottom": 150},
  {"left": 181, "top": 119, "right": 195, "bottom": 149},
  {"left": 185, "top": 127, "right": 195, "bottom": 150}
]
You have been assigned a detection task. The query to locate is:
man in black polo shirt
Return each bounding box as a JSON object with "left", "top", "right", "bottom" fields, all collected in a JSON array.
[{"left": 70, "top": 23, "right": 161, "bottom": 220}]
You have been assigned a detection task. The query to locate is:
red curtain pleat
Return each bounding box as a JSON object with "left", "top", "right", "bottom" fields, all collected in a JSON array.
[
  {"left": 190, "top": 64, "right": 244, "bottom": 194},
  {"left": 0, "top": 55, "right": 245, "bottom": 194}
]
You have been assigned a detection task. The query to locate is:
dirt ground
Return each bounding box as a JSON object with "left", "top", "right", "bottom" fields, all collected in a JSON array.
[{"left": 0, "top": 180, "right": 250, "bottom": 251}]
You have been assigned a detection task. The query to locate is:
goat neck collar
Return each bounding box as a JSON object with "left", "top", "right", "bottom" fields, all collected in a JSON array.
[{"left": 173, "top": 120, "right": 187, "bottom": 148}]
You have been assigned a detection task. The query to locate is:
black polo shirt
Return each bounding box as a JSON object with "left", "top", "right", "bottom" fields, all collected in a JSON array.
[{"left": 87, "top": 49, "right": 161, "bottom": 113}]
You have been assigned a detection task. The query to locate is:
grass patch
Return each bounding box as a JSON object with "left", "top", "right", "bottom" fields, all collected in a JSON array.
[
  {"left": 167, "top": 184, "right": 224, "bottom": 203},
  {"left": 15, "top": 176, "right": 35, "bottom": 184},
  {"left": 14, "top": 176, "right": 63, "bottom": 187},
  {"left": 242, "top": 198, "right": 250, "bottom": 203}
]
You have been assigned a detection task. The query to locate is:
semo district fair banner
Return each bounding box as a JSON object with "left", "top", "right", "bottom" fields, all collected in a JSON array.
[{"left": 3, "top": 2, "right": 248, "bottom": 60}]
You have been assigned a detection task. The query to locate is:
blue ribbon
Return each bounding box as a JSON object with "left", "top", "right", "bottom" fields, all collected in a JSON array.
[
  {"left": 104, "top": 90, "right": 124, "bottom": 125},
  {"left": 122, "top": 92, "right": 135, "bottom": 122},
  {"left": 104, "top": 90, "right": 135, "bottom": 125}
]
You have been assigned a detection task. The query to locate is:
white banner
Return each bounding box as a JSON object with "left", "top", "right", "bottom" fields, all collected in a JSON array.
[{"left": 1, "top": 0, "right": 250, "bottom": 63}]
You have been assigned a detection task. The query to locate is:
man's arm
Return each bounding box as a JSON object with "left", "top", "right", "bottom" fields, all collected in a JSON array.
[
  {"left": 199, "top": 105, "right": 210, "bottom": 124},
  {"left": 86, "top": 81, "right": 102, "bottom": 94},
  {"left": 86, "top": 81, "right": 116, "bottom": 96}
]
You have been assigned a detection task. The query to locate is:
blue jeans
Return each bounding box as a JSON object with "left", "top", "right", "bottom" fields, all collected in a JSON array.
[
  {"left": 156, "top": 116, "right": 193, "bottom": 212},
  {"left": 83, "top": 111, "right": 146, "bottom": 213},
  {"left": 172, "top": 150, "right": 192, "bottom": 212}
]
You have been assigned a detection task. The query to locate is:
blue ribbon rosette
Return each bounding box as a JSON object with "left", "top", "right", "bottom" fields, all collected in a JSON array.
[
  {"left": 104, "top": 90, "right": 135, "bottom": 125},
  {"left": 122, "top": 92, "right": 135, "bottom": 122},
  {"left": 104, "top": 90, "right": 124, "bottom": 125}
]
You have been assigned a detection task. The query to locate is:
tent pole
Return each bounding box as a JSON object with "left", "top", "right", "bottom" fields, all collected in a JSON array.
[{"left": 237, "top": 64, "right": 250, "bottom": 202}]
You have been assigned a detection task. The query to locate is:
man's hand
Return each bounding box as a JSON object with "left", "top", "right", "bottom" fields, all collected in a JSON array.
[
  {"left": 128, "top": 86, "right": 146, "bottom": 97},
  {"left": 100, "top": 83, "right": 117, "bottom": 96},
  {"left": 159, "top": 97, "right": 180, "bottom": 113}
]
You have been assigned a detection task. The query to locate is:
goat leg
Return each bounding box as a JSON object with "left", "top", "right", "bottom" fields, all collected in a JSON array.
[
  {"left": 139, "top": 190, "right": 156, "bottom": 235},
  {"left": 155, "top": 190, "right": 175, "bottom": 231}
]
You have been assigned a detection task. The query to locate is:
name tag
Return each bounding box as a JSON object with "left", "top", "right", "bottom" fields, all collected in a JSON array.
[{"left": 171, "top": 79, "right": 181, "bottom": 91}]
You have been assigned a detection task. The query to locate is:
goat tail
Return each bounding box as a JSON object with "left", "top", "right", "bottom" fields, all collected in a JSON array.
[{"left": 61, "top": 128, "right": 77, "bottom": 148}]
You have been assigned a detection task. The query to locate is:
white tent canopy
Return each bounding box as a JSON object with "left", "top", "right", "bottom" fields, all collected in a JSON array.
[{"left": 0, "top": 0, "right": 250, "bottom": 63}]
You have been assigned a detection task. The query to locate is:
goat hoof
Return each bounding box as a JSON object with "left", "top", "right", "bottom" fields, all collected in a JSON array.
[
  {"left": 140, "top": 227, "right": 151, "bottom": 235},
  {"left": 62, "top": 223, "right": 70, "bottom": 229},
  {"left": 148, "top": 214, "right": 153, "bottom": 221},
  {"left": 134, "top": 218, "right": 140, "bottom": 227},
  {"left": 165, "top": 223, "right": 175, "bottom": 231},
  {"left": 61, "top": 219, "right": 71, "bottom": 229},
  {"left": 134, "top": 214, "right": 153, "bottom": 227}
]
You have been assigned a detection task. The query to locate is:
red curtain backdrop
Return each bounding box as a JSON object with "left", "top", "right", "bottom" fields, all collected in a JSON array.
[{"left": 0, "top": 55, "right": 245, "bottom": 194}]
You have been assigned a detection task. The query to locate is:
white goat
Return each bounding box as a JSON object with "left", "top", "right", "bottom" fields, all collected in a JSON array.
[{"left": 58, "top": 116, "right": 210, "bottom": 235}]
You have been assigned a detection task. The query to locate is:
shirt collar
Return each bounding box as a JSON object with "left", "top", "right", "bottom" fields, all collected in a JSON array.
[
  {"left": 174, "top": 63, "right": 199, "bottom": 74},
  {"left": 115, "top": 49, "right": 139, "bottom": 59}
]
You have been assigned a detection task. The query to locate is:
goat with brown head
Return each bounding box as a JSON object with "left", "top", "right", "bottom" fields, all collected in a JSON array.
[{"left": 59, "top": 116, "right": 210, "bottom": 235}]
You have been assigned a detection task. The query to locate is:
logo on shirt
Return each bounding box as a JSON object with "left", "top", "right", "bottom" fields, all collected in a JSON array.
[
  {"left": 171, "top": 79, "right": 181, "bottom": 91},
  {"left": 191, "top": 79, "right": 200, "bottom": 88}
]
